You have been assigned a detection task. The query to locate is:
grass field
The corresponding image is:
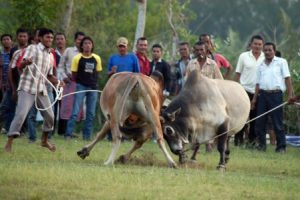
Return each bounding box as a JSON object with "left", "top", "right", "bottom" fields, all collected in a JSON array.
[{"left": 0, "top": 133, "right": 299, "bottom": 200}]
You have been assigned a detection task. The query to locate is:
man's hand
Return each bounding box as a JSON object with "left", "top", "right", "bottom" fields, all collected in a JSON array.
[
  {"left": 111, "top": 66, "right": 117, "bottom": 73},
  {"left": 57, "top": 80, "right": 65, "bottom": 88},
  {"left": 251, "top": 99, "right": 256, "bottom": 110},
  {"left": 22, "top": 58, "right": 33, "bottom": 66},
  {"left": 12, "top": 91, "right": 18, "bottom": 102}
]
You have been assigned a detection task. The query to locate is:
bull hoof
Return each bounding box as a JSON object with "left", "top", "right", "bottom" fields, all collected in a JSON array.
[
  {"left": 189, "top": 159, "right": 197, "bottom": 164},
  {"left": 216, "top": 164, "right": 226, "bottom": 172},
  {"left": 77, "top": 147, "right": 90, "bottom": 159},
  {"left": 225, "top": 157, "right": 230, "bottom": 164},
  {"left": 169, "top": 162, "right": 177, "bottom": 169},
  {"left": 179, "top": 153, "right": 188, "bottom": 164},
  {"left": 117, "top": 155, "right": 127, "bottom": 164}
]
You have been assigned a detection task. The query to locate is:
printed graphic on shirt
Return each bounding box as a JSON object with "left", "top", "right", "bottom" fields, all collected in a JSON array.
[{"left": 84, "top": 62, "right": 95, "bottom": 73}]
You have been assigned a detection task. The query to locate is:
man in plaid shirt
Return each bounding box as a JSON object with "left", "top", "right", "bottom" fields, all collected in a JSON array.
[{"left": 4, "top": 28, "right": 65, "bottom": 153}]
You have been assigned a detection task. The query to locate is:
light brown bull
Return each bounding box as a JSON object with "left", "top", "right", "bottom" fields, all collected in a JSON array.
[{"left": 77, "top": 72, "right": 176, "bottom": 168}]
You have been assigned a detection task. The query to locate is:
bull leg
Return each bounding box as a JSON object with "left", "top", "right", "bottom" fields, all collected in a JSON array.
[
  {"left": 104, "top": 126, "right": 121, "bottom": 165},
  {"left": 225, "top": 137, "right": 231, "bottom": 164},
  {"left": 190, "top": 142, "right": 200, "bottom": 161},
  {"left": 118, "top": 139, "right": 145, "bottom": 163},
  {"left": 157, "top": 138, "right": 177, "bottom": 168},
  {"left": 77, "top": 121, "right": 110, "bottom": 159},
  {"left": 216, "top": 122, "right": 229, "bottom": 171}
]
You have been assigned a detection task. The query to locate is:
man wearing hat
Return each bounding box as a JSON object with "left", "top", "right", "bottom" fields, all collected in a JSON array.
[{"left": 108, "top": 37, "right": 140, "bottom": 77}]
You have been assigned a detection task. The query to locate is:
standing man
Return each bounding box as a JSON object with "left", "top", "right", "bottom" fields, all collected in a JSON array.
[
  {"left": 199, "top": 34, "right": 233, "bottom": 79},
  {"left": 108, "top": 37, "right": 140, "bottom": 76},
  {"left": 174, "top": 42, "right": 192, "bottom": 94},
  {"left": 4, "top": 28, "right": 65, "bottom": 152},
  {"left": 0, "top": 34, "right": 13, "bottom": 101},
  {"left": 0, "top": 28, "right": 29, "bottom": 134},
  {"left": 54, "top": 32, "right": 66, "bottom": 64},
  {"left": 150, "top": 43, "right": 172, "bottom": 95},
  {"left": 65, "top": 36, "right": 102, "bottom": 140},
  {"left": 186, "top": 41, "right": 223, "bottom": 80},
  {"left": 53, "top": 32, "right": 66, "bottom": 135},
  {"left": 235, "top": 35, "right": 265, "bottom": 147},
  {"left": 135, "top": 37, "right": 150, "bottom": 76},
  {"left": 57, "top": 31, "right": 85, "bottom": 136},
  {"left": 185, "top": 41, "right": 223, "bottom": 153},
  {"left": 252, "top": 42, "right": 293, "bottom": 152}
]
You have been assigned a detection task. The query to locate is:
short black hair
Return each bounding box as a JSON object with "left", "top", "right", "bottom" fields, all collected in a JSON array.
[
  {"left": 250, "top": 35, "right": 264, "bottom": 43},
  {"left": 137, "top": 37, "right": 147, "bottom": 44},
  {"left": 38, "top": 28, "right": 54, "bottom": 37},
  {"left": 199, "top": 33, "right": 210, "bottom": 40},
  {"left": 16, "top": 28, "right": 29, "bottom": 36},
  {"left": 80, "top": 36, "right": 94, "bottom": 52},
  {"left": 194, "top": 41, "right": 206, "bottom": 47},
  {"left": 55, "top": 32, "right": 66, "bottom": 39},
  {"left": 1, "top": 34, "right": 12, "bottom": 41},
  {"left": 152, "top": 43, "right": 163, "bottom": 50},
  {"left": 74, "top": 31, "right": 85, "bottom": 40},
  {"left": 264, "top": 42, "right": 276, "bottom": 51},
  {"left": 275, "top": 50, "right": 281, "bottom": 57},
  {"left": 179, "top": 42, "right": 189, "bottom": 46}
]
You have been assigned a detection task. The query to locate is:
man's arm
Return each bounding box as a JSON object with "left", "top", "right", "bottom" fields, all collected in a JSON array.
[
  {"left": 224, "top": 65, "right": 233, "bottom": 79},
  {"left": 235, "top": 72, "right": 241, "bottom": 82},
  {"left": 251, "top": 84, "right": 260, "bottom": 110},
  {"left": 285, "top": 77, "right": 293, "bottom": 99},
  {"left": 47, "top": 74, "right": 65, "bottom": 88}
]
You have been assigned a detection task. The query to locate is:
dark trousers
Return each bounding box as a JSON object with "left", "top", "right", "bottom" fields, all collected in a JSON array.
[
  {"left": 255, "top": 91, "right": 286, "bottom": 150},
  {"left": 235, "top": 91, "right": 257, "bottom": 144}
]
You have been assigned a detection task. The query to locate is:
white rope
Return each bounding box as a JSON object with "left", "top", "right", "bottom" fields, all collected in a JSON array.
[
  {"left": 27, "top": 62, "right": 102, "bottom": 111},
  {"left": 182, "top": 101, "right": 289, "bottom": 152}
]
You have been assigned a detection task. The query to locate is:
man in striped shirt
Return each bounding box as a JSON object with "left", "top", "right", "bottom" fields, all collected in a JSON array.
[{"left": 4, "top": 28, "right": 65, "bottom": 153}]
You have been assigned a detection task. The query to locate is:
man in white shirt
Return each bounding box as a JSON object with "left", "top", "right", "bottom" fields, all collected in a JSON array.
[
  {"left": 57, "top": 31, "right": 85, "bottom": 136},
  {"left": 252, "top": 42, "right": 293, "bottom": 153},
  {"left": 235, "top": 35, "right": 265, "bottom": 147}
]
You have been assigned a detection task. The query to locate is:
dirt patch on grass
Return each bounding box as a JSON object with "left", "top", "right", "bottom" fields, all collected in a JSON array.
[{"left": 116, "top": 152, "right": 204, "bottom": 169}]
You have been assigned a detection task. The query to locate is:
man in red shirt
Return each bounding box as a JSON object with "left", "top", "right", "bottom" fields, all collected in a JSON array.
[{"left": 135, "top": 37, "right": 150, "bottom": 76}]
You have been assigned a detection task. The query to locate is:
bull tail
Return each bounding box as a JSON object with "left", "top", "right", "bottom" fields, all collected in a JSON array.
[{"left": 118, "top": 75, "right": 139, "bottom": 126}]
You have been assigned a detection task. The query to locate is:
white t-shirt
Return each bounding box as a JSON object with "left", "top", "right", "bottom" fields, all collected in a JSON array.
[{"left": 236, "top": 50, "right": 265, "bottom": 93}]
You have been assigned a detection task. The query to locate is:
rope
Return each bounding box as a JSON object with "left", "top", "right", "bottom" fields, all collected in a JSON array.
[
  {"left": 27, "top": 63, "right": 102, "bottom": 111},
  {"left": 182, "top": 101, "right": 289, "bottom": 153}
]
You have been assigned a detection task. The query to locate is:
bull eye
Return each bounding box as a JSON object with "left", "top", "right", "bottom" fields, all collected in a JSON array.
[{"left": 165, "top": 126, "right": 174, "bottom": 136}]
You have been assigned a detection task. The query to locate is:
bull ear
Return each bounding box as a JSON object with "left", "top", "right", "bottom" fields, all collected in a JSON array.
[
  {"left": 167, "top": 107, "right": 181, "bottom": 122},
  {"left": 159, "top": 116, "right": 165, "bottom": 124}
]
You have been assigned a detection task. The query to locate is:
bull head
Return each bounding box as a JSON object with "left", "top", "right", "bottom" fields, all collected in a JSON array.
[{"left": 160, "top": 107, "right": 188, "bottom": 155}]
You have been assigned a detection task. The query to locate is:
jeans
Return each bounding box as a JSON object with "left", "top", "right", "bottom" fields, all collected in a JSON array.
[
  {"left": 0, "top": 89, "right": 16, "bottom": 131},
  {"left": 65, "top": 83, "right": 98, "bottom": 140},
  {"left": 255, "top": 91, "right": 286, "bottom": 151}
]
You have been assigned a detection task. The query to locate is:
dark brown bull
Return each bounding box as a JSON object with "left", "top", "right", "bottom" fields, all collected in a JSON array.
[{"left": 77, "top": 72, "right": 176, "bottom": 168}]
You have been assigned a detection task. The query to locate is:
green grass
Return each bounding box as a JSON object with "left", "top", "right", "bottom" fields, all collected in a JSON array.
[{"left": 0, "top": 133, "right": 299, "bottom": 200}]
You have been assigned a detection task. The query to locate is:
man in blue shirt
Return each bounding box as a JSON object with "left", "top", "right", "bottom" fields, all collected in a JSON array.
[
  {"left": 0, "top": 34, "right": 13, "bottom": 101},
  {"left": 107, "top": 37, "right": 140, "bottom": 77}
]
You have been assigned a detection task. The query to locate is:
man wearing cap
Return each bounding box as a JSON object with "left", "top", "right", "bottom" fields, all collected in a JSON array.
[{"left": 108, "top": 37, "right": 140, "bottom": 77}]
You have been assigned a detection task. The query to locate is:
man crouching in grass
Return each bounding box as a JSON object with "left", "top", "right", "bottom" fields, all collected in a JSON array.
[{"left": 4, "top": 28, "right": 65, "bottom": 153}]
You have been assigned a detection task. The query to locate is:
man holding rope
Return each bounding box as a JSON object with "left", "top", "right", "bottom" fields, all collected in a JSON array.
[
  {"left": 4, "top": 28, "right": 65, "bottom": 153},
  {"left": 252, "top": 42, "right": 293, "bottom": 153}
]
